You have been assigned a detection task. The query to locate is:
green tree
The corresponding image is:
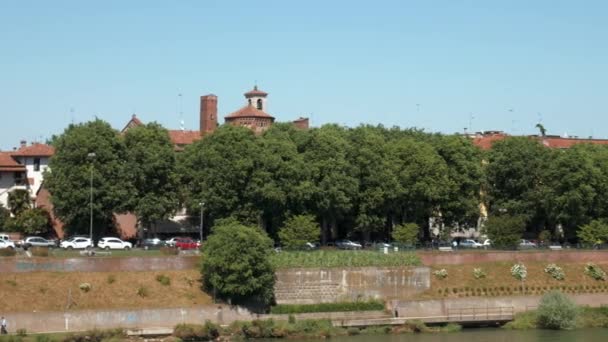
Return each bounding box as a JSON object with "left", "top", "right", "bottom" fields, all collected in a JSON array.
[
  {"left": 303, "top": 125, "right": 357, "bottom": 243},
  {"left": 179, "top": 125, "right": 260, "bottom": 228},
  {"left": 7, "top": 189, "right": 31, "bottom": 216},
  {"left": 577, "top": 220, "right": 608, "bottom": 245},
  {"left": 201, "top": 222, "right": 275, "bottom": 304},
  {"left": 483, "top": 215, "right": 525, "bottom": 249},
  {"left": 12, "top": 208, "right": 51, "bottom": 235},
  {"left": 44, "top": 119, "right": 133, "bottom": 236},
  {"left": 124, "top": 122, "right": 180, "bottom": 236},
  {"left": 537, "top": 291, "right": 578, "bottom": 330},
  {"left": 278, "top": 214, "right": 320, "bottom": 249},
  {"left": 485, "top": 137, "right": 553, "bottom": 233},
  {"left": 0, "top": 204, "right": 10, "bottom": 229},
  {"left": 391, "top": 223, "right": 419, "bottom": 245}
]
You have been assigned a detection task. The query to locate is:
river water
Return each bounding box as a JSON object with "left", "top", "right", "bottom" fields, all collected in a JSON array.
[{"left": 267, "top": 328, "right": 608, "bottom": 342}]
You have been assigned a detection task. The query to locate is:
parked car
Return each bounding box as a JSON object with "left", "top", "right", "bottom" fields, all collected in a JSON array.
[
  {"left": 335, "top": 239, "right": 362, "bottom": 250},
  {"left": 0, "top": 233, "right": 13, "bottom": 243},
  {"left": 459, "top": 239, "right": 483, "bottom": 248},
  {"left": 97, "top": 237, "right": 132, "bottom": 250},
  {"left": 519, "top": 239, "right": 537, "bottom": 248},
  {"left": 60, "top": 237, "right": 93, "bottom": 250},
  {"left": 174, "top": 237, "right": 200, "bottom": 250},
  {"left": 165, "top": 237, "right": 180, "bottom": 247},
  {"left": 304, "top": 242, "right": 320, "bottom": 250},
  {"left": 141, "top": 238, "right": 166, "bottom": 250},
  {"left": 0, "top": 239, "right": 15, "bottom": 249},
  {"left": 482, "top": 239, "right": 492, "bottom": 247},
  {"left": 21, "top": 236, "right": 57, "bottom": 249}
]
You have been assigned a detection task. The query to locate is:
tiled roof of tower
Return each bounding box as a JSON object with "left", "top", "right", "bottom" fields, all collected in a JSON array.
[
  {"left": 168, "top": 130, "right": 202, "bottom": 146},
  {"left": 0, "top": 152, "right": 26, "bottom": 171},
  {"left": 244, "top": 86, "right": 268, "bottom": 97},
  {"left": 11, "top": 143, "right": 55, "bottom": 157},
  {"left": 121, "top": 114, "right": 144, "bottom": 133},
  {"left": 225, "top": 105, "right": 275, "bottom": 120}
]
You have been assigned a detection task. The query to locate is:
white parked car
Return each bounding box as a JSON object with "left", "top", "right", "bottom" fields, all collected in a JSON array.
[
  {"left": 460, "top": 239, "right": 483, "bottom": 248},
  {"left": 60, "top": 237, "right": 93, "bottom": 250},
  {"left": 165, "top": 237, "right": 180, "bottom": 247},
  {"left": 482, "top": 239, "right": 492, "bottom": 247},
  {"left": 97, "top": 237, "right": 132, "bottom": 250},
  {"left": 0, "top": 239, "right": 15, "bottom": 249},
  {"left": 519, "top": 239, "right": 537, "bottom": 248}
]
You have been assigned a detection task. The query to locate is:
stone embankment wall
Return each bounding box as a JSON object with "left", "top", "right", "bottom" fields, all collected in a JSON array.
[
  {"left": 419, "top": 250, "right": 608, "bottom": 265},
  {"left": 0, "top": 256, "right": 199, "bottom": 273},
  {"left": 274, "top": 267, "right": 430, "bottom": 304}
]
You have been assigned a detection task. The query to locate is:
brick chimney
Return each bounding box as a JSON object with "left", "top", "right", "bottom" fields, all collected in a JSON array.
[{"left": 200, "top": 94, "right": 218, "bottom": 136}]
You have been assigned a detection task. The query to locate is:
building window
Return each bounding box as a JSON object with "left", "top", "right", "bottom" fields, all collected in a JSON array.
[
  {"left": 256, "top": 99, "right": 263, "bottom": 110},
  {"left": 14, "top": 172, "right": 24, "bottom": 185},
  {"left": 34, "top": 158, "right": 40, "bottom": 171},
  {"left": 248, "top": 99, "right": 252, "bottom": 106}
]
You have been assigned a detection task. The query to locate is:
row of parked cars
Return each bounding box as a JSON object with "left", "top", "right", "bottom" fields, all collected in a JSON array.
[{"left": 0, "top": 234, "right": 202, "bottom": 251}]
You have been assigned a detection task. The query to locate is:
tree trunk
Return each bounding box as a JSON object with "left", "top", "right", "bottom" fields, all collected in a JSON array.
[{"left": 321, "top": 217, "right": 328, "bottom": 245}]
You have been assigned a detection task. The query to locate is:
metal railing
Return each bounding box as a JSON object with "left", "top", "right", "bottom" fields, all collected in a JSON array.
[{"left": 446, "top": 306, "right": 514, "bottom": 322}]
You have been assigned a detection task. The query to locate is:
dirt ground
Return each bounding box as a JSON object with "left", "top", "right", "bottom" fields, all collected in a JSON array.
[
  {"left": 0, "top": 269, "right": 213, "bottom": 312},
  {"left": 418, "top": 260, "right": 608, "bottom": 300}
]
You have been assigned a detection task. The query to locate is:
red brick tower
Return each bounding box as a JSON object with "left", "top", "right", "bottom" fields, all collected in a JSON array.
[{"left": 200, "top": 94, "right": 218, "bottom": 136}]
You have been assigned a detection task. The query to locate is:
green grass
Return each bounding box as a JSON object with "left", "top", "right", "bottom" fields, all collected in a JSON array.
[
  {"left": 270, "top": 250, "right": 421, "bottom": 268},
  {"left": 270, "top": 300, "right": 385, "bottom": 314},
  {"left": 505, "top": 306, "right": 608, "bottom": 330},
  {"left": 48, "top": 249, "right": 163, "bottom": 258}
]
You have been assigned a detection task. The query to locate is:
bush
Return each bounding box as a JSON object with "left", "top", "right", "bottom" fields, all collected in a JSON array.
[
  {"left": 473, "top": 268, "right": 486, "bottom": 279},
  {"left": 544, "top": 264, "right": 565, "bottom": 280},
  {"left": 78, "top": 283, "right": 91, "bottom": 292},
  {"left": 392, "top": 223, "right": 420, "bottom": 245},
  {"left": 585, "top": 263, "right": 607, "bottom": 281},
  {"left": 511, "top": 263, "right": 527, "bottom": 281},
  {"left": 61, "top": 328, "right": 125, "bottom": 342},
  {"left": 136, "top": 285, "right": 149, "bottom": 298},
  {"left": 155, "top": 274, "right": 171, "bottom": 286},
  {"left": 270, "top": 300, "right": 385, "bottom": 314},
  {"left": 537, "top": 291, "right": 578, "bottom": 329},
  {"left": 577, "top": 220, "right": 608, "bottom": 246},
  {"left": 173, "top": 321, "right": 219, "bottom": 341},
  {"left": 484, "top": 215, "right": 525, "bottom": 249},
  {"left": 538, "top": 230, "right": 552, "bottom": 244},
  {"left": 433, "top": 268, "right": 448, "bottom": 279},
  {"left": 503, "top": 311, "right": 537, "bottom": 330},
  {"left": 278, "top": 214, "right": 320, "bottom": 250},
  {"left": 30, "top": 247, "right": 49, "bottom": 257}
]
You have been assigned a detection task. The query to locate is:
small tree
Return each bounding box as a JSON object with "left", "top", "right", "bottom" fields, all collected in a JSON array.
[
  {"left": 392, "top": 223, "right": 419, "bottom": 245},
  {"left": 0, "top": 204, "right": 9, "bottom": 229},
  {"left": 15, "top": 208, "right": 52, "bottom": 235},
  {"left": 7, "top": 189, "right": 31, "bottom": 216},
  {"left": 201, "top": 222, "right": 275, "bottom": 305},
  {"left": 577, "top": 220, "right": 608, "bottom": 246},
  {"left": 278, "top": 214, "right": 320, "bottom": 249},
  {"left": 484, "top": 215, "right": 525, "bottom": 249},
  {"left": 538, "top": 230, "right": 552, "bottom": 245},
  {"left": 537, "top": 291, "right": 578, "bottom": 330}
]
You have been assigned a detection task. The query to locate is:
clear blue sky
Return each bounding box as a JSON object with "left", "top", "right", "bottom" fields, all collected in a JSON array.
[{"left": 1, "top": 0, "right": 607, "bottom": 149}]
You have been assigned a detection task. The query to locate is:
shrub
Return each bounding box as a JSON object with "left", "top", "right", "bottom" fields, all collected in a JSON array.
[
  {"left": 278, "top": 214, "right": 320, "bottom": 250},
  {"left": 106, "top": 275, "right": 116, "bottom": 284},
  {"left": 78, "top": 283, "right": 91, "bottom": 292},
  {"left": 544, "top": 264, "right": 565, "bottom": 280},
  {"left": 347, "top": 327, "right": 360, "bottom": 335},
  {"left": 536, "top": 291, "right": 578, "bottom": 330},
  {"left": 538, "top": 230, "right": 552, "bottom": 244},
  {"left": 391, "top": 223, "right": 420, "bottom": 245},
  {"left": 155, "top": 274, "right": 171, "bottom": 286},
  {"left": 473, "top": 268, "right": 486, "bottom": 279},
  {"left": 173, "top": 321, "right": 219, "bottom": 341},
  {"left": 62, "top": 328, "right": 125, "bottom": 342},
  {"left": 577, "top": 220, "right": 608, "bottom": 246},
  {"left": 585, "top": 263, "right": 607, "bottom": 281},
  {"left": 270, "top": 300, "right": 384, "bottom": 314},
  {"left": 433, "top": 268, "right": 448, "bottom": 279},
  {"left": 30, "top": 247, "right": 49, "bottom": 257},
  {"left": 511, "top": 263, "right": 527, "bottom": 281},
  {"left": 0, "top": 248, "right": 16, "bottom": 257},
  {"left": 136, "top": 285, "right": 149, "bottom": 298},
  {"left": 484, "top": 215, "right": 525, "bottom": 249}
]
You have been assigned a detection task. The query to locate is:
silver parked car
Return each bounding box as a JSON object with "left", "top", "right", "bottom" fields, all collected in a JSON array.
[{"left": 21, "top": 236, "right": 57, "bottom": 249}]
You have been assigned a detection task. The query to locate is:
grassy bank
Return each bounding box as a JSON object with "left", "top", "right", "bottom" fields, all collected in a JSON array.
[
  {"left": 505, "top": 306, "right": 608, "bottom": 330},
  {"left": 270, "top": 250, "right": 421, "bottom": 268},
  {"left": 270, "top": 300, "right": 385, "bottom": 314}
]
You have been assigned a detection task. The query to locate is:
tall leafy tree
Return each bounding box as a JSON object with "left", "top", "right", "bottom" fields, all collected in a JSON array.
[
  {"left": 7, "top": 189, "right": 31, "bottom": 216},
  {"left": 303, "top": 125, "right": 358, "bottom": 243},
  {"left": 45, "top": 119, "right": 133, "bottom": 236},
  {"left": 179, "top": 125, "right": 260, "bottom": 227},
  {"left": 124, "top": 122, "right": 180, "bottom": 236}
]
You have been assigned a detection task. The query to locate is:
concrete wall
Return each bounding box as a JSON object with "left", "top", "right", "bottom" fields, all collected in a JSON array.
[
  {"left": 275, "top": 267, "right": 430, "bottom": 304},
  {"left": 419, "top": 250, "right": 608, "bottom": 265},
  {"left": 394, "top": 293, "right": 608, "bottom": 318},
  {"left": 0, "top": 256, "right": 199, "bottom": 273}
]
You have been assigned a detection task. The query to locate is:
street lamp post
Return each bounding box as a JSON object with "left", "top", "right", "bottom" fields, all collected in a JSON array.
[
  {"left": 199, "top": 202, "right": 205, "bottom": 242},
  {"left": 87, "top": 153, "right": 96, "bottom": 241}
]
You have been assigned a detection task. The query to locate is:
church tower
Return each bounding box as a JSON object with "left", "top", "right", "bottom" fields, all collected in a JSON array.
[{"left": 244, "top": 85, "right": 268, "bottom": 111}]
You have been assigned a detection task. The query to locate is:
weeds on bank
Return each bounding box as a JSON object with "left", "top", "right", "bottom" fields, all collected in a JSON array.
[{"left": 270, "top": 250, "right": 421, "bottom": 268}]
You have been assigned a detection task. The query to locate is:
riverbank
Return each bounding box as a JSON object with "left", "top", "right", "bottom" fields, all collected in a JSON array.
[{"left": 505, "top": 305, "right": 608, "bottom": 330}]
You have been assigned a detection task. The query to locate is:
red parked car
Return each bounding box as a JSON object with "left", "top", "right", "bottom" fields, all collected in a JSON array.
[{"left": 174, "top": 237, "right": 200, "bottom": 250}]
